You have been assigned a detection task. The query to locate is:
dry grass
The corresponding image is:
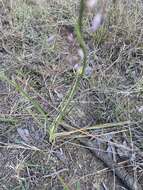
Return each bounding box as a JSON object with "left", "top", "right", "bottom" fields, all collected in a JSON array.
[{"left": 0, "top": 0, "right": 143, "bottom": 189}]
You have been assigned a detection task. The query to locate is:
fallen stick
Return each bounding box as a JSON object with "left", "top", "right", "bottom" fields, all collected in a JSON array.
[
  {"left": 80, "top": 138, "right": 142, "bottom": 190},
  {"left": 60, "top": 124, "right": 142, "bottom": 190}
]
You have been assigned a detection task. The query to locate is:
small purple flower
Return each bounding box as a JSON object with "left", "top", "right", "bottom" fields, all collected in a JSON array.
[
  {"left": 85, "top": 66, "right": 93, "bottom": 77},
  {"left": 138, "top": 106, "right": 143, "bottom": 113},
  {"left": 91, "top": 13, "right": 103, "bottom": 32},
  {"left": 86, "top": 0, "right": 98, "bottom": 9},
  {"left": 73, "top": 64, "right": 93, "bottom": 77},
  {"left": 47, "top": 35, "right": 55, "bottom": 44},
  {"left": 67, "top": 33, "right": 74, "bottom": 42}
]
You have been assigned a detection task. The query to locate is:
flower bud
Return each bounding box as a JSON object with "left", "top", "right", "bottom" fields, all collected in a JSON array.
[{"left": 78, "top": 48, "right": 84, "bottom": 60}]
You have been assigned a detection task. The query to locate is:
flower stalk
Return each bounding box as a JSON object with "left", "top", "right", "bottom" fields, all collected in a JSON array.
[{"left": 49, "top": 0, "right": 87, "bottom": 142}]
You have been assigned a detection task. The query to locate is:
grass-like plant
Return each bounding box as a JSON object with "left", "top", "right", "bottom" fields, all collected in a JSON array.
[{"left": 49, "top": 0, "right": 87, "bottom": 142}]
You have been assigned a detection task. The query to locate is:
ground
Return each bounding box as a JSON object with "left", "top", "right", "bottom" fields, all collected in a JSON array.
[{"left": 0, "top": 0, "right": 143, "bottom": 189}]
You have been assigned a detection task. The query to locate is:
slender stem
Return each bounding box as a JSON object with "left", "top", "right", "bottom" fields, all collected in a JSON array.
[
  {"left": 78, "top": 0, "right": 84, "bottom": 31},
  {"left": 49, "top": 0, "right": 87, "bottom": 142}
]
